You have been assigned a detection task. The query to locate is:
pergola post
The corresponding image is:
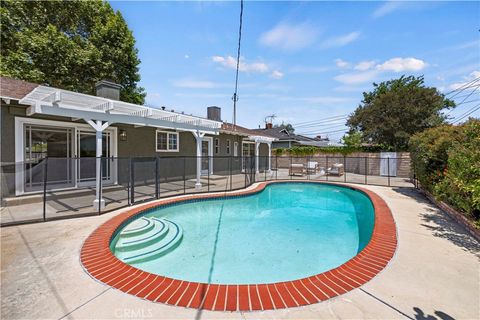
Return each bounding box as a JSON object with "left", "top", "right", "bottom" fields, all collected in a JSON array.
[
  {"left": 255, "top": 140, "right": 260, "bottom": 174},
  {"left": 192, "top": 130, "right": 205, "bottom": 190},
  {"left": 86, "top": 119, "right": 109, "bottom": 210}
]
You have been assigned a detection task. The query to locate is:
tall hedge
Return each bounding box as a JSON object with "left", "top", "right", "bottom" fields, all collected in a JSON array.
[{"left": 410, "top": 119, "right": 480, "bottom": 225}]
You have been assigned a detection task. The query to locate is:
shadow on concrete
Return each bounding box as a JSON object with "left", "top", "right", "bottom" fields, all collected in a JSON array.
[
  {"left": 413, "top": 307, "right": 455, "bottom": 320},
  {"left": 392, "top": 187, "right": 480, "bottom": 256}
]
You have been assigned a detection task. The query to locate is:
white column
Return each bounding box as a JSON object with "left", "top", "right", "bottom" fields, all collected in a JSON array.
[
  {"left": 267, "top": 142, "right": 272, "bottom": 173},
  {"left": 255, "top": 141, "right": 260, "bottom": 173},
  {"left": 86, "top": 119, "right": 109, "bottom": 209},
  {"left": 192, "top": 130, "right": 205, "bottom": 190}
]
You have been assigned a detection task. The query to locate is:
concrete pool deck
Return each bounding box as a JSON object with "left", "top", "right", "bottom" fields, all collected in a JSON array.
[{"left": 1, "top": 183, "right": 479, "bottom": 319}]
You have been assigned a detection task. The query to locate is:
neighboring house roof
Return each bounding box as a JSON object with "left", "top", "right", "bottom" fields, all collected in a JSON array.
[
  {"left": 252, "top": 127, "right": 342, "bottom": 147},
  {"left": 221, "top": 123, "right": 276, "bottom": 141},
  {"left": 252, "top": 127, "right": 314, "bottom": 142},
  {"left": 0, "top": 77, "right": 38, "bottom": 100}
]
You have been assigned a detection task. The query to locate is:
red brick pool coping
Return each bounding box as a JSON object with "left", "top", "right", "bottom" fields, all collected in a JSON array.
[{"left": 80, "top": 181, "right": 397, "bottom": 311}]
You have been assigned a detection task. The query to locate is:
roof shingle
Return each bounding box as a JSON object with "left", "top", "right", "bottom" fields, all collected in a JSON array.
[{"left": 0, "top": 76, "right": 38, "bottom": 100}]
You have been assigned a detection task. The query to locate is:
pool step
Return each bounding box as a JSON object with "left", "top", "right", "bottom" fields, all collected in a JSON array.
[
  {"left": 120, "top": 217, "right": 155, "bottom": 238},
  {"left": 114, "top": 217, "right": 183, "bottom": 264},
  {"left": 115, "top": 218, "right": 169, "bottom": 252}
]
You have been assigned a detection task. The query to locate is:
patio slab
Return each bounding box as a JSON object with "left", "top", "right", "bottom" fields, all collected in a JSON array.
[{"left": 1, "top": 183, "right": 478, "bottom": 319}]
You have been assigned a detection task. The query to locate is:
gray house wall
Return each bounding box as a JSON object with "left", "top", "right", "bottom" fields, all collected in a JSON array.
[{"left": 1, "top": 103, "right": 271, "bottom": 197}]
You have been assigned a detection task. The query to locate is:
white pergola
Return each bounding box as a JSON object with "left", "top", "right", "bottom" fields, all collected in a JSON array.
[
  {"left": 247, "top": 135, "right": 277, "bottom": 173},
  {"left": 19, "top": 86, "right": 221, "bottom": 208}
]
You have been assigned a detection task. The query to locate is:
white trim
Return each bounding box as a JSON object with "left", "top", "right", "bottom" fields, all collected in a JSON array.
[
  {"left": 155, "top": 130, "right": 179, "bottom": 152},
  {"left": 14, "top": 117, "right": 117, "bottom": 196}
]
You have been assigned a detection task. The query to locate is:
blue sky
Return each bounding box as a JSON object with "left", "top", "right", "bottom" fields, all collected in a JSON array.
[{"left": 110, "top": 1, "right": 479, "bottom": 141}]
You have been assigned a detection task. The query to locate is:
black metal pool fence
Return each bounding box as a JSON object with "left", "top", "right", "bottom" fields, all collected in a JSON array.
[{"left": 0, "top": 155, "right": 412, "bottom": 226}]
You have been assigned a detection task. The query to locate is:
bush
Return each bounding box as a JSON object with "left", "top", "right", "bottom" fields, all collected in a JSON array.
[
  {"left": 435, "top": 120, "right": 480, "bottom": 222},
  {"left": 409, "top": 124, "right": 461, "bottom": 191},
  {"left": 410, "top": 119, "right": 480, "bottom": 225}
]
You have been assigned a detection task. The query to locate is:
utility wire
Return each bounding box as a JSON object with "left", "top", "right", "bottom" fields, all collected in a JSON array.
[
  {"left": 451, "top": 103, "right": 480, "bottom": 124},
  {"left": 232, "top": 0, "right": 243, "bottom": 128}
]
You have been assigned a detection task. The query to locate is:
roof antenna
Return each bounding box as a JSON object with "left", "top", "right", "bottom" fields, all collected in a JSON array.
[{"left": 232, "top": 0, "right": 243, "bottom": 131}]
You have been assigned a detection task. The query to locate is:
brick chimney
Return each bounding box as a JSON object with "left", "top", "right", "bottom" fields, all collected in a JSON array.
[
  {"left": 95, "top": 80, "right": 122, "bottom": 101},
  {"left": 265, "top": 122, "right": 273, "bottom": 129},
  {"left": 207, "top": 106, "right": 221, "bottom": 121}
]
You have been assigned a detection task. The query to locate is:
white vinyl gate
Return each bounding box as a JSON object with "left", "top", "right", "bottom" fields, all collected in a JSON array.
[{"left": 380, "top": 152, "right": 397, "bottom": 176}]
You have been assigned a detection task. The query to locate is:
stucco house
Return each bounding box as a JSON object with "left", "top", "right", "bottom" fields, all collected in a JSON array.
[{"left": 0, "top": 77, "right": 275, "bottom": 208}]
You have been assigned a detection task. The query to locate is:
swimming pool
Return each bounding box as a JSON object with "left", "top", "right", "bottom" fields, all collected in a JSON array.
[
  {"left": 111, "top": 183, "right": 375, "bottom": 284},
  {"left": 81, "top": 181, "right": 397, "bottom": 311}
]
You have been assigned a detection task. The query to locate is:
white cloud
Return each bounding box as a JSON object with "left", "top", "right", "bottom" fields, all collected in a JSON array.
[
  {"left": 334, "top": 70, "right": 380, "bottom": 85},
  {"left": 372, "top": 1, "right": 405, "bottom": 18},
  {"left": 172, "top": 78, "right": 225, "bottom": 89},
  {"left": 334, "top": 57, "right": 428, "bottom": 85},
  {"left": 354, "top": 60, "right": 376, "bottom": 71},
  {"left": 448, "top": 70, "right": 480, "bottom": 90},
  {"left": 376, "top": 57, "right": 427, "bottom": 72},
  {"left": 259, "top": 22, "right": 319, "bottom": 51},
  {"left": 321, "top": 31, "right": 361, "bottom": 49},
  {"left": 212, "top": 55, "right": 283, "bottom": 80},
  {"left": 270, "top": 70, "right": 284, "bottom": 79},
  {"left": 184, "top": 54, "right": 190, "bottom": 59},
  {"left": 212, "top": 55, "right": 270, "bottom": 73},
  {"left": 335, "top": 59, "right": 350, "bottom": 69}
]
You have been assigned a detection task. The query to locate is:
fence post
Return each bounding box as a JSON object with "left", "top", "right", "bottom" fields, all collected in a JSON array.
[
  {"left": 326, "top": 156, "right": 329, "bottom": 181},
  {"left": 387, "top": 158, "right": 391, "bottom": 187},
  {"left": 364, "top": 157, "right": 367, "bottom": 184},
  {"left": 344, "top": 155, "right": 347, "bottom": 183},
  {"left": 129, "top": 157, "right": 135, "bottom": 204},
  {"left": 306, "top": 156, "right": 310, "bottom": 180},
  {"left": 183, "top": 157, "right": 186, "bottom": 194},
  {"left": 275, "top": 156, "right": 278, "bottom": 180},
  {"left": 155, "top": 156, "right": 159, "bottom": 199},
  {"left": 98, "top": 157, "right": 102, "bottom": 215},
  {"left": 207, "top": 156, "right": 210, "bottom": 192},
  {"left": 42, "top": 157, "right": 48, "bottom": 222},
  {"left": 290, "top": 156, "right": 292, "bottom": 180},
  {"left": 229, "top": 156, "right": 232, "bottom": 190},
  {"left": 264, "top": 156, "right": 267, "bottom": 181}
]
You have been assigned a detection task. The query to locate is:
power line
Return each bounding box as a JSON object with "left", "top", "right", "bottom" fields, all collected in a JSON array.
[
  {"left": 296, "top": 123, "right": 347, "bottom": 135},
  {"left": 444, "top": 77, "right": 480, "bottom": 99},
  {"left": 232, "top": 0, "right": 243, "bottom": 128},
  {"left": 451, "top": 103, "right": 480, "bottom": 124},
  {"left": 292, "top": 115, "right": 349, "bottom": 127}
]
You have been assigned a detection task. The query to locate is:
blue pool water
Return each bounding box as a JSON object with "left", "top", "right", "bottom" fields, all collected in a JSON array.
[{"left": 111, "top": 183, "right": 375, "bottom": 284}]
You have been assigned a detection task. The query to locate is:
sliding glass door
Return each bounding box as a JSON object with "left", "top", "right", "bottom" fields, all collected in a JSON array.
[
  {"left": 77, "top": 130, "right": 112, "bottom": 185},
  {"left": 24, "top": 125, "right": 74, "bottom": 192}
]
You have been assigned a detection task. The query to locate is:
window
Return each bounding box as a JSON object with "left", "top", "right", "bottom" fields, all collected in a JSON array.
[
  {"left": 234, "top": 142, "right": 238, "bottom": 156},
  {"left": 156, "top": 130, "right": 179, "bottom": 152},
  {"left": 226, "top": 139, "right": 231, "bottom": 154},
  {"left": 215, "top": 138, "right": 220, "bottom": 154}
]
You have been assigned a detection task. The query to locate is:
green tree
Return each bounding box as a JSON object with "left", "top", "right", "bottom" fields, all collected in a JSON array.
[
  {"left": 342, "top": 131, "right": 363, "bottom": 148},
  {"left": 347, "top": 76, "right": 455, "bottom": 150},
  {"left": 0, "top": 0, "right": 145, "bottom": 104},
  {"left": 274, "top": 122, "right": 295, "bottom": 133}
]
